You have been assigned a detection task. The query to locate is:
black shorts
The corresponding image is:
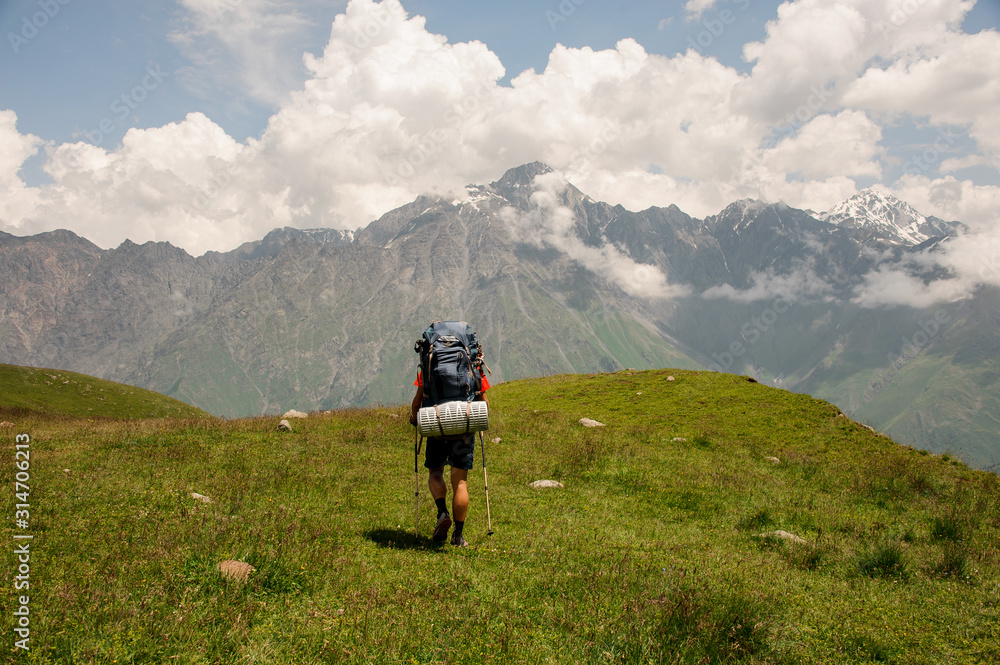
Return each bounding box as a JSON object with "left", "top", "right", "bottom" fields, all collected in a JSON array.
[{"left": 424, "top": 433, "right": 476, "bottom": 471}]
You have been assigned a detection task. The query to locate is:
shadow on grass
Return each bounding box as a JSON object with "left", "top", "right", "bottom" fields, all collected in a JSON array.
[{"left": 364, "top": 528, "right": 447, "bottom": 551}]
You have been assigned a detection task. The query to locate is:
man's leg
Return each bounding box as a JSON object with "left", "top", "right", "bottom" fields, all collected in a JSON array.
[
  {"left": 428, "top": 467, "right": 447, "bottom": 503},
  {"left": 450, "top": 468, "right": 469, "bottom": 522},
  {"left": 428, "top": 467, "right": 451, "bottom": 541},
  {"left": 450, "top": 468, "right": 469, "bottom": 546}
]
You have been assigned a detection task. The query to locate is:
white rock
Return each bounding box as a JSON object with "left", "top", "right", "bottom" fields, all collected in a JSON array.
[
  {"left": 491, "top": 437, "right": 502, "bottom": 444},
  {"left": 529, "top": 480, "right": 564, "bottom": 489},
  {"left": 667, "top": 376, "right": 675, "bottom": 381},
  {"left": 191, "top": 492, "right": 213, "bottom": 504},
  {"left": 672, "top": 437, "right": 687, "bottom": 442},
  {"left": 579, "top": 418, "right": 605, "bottom": 427},
  {"left": 758, "top": 530, "right": 807, "bottom": 545},
  {"left": 282, "top": 409, "right": 308, "bottom": 419},
  {"left": 277, "top": 420, "right": 293, "bottom": 432},
  {"left": 765, "top": 456, "right": 781, "bottom": 464}
]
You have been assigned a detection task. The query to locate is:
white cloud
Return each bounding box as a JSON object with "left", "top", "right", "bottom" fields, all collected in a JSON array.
[
  {"left": 702, "top": 261, "right": 834, "bottom": 303},
  {"left": 889, "top": 173, "right": 1000, "bottom": 231},
  {"left": 1, "top": 0, "right": 998, "bottom": 269},
  {"left": 0, "top": 110, "right": 43, "bottom": 227},
  {"left": 842, "top": 28, "right": 1000, "bottom": 163},
  {"left": 852, "top": 265, "right": 969, "bottom": 308},
  {"left": 170, "top": 0, "right": 336, "bottom": 107},
  {"left": 501, "top": 171, "right": 689, "bottom": 299},
  {"left": 738, "top": 0, "right": 976, "bottom": 123},
  {"left": 939, "top": 154, "right": 986, "bottom": 173},
  {"left": 852, "top": 221, "right": 1000, "bottom": 308},
  {"left": 762, "top": 110, "right": 883, "bottom": 180},
  {"left": 683, "top": 0, "right": 720, "bottom": 20}
]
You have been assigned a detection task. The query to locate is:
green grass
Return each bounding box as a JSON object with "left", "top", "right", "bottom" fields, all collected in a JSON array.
[
  {"left": 2, "top": 369, "right": 999, "bottom": 663},
  {"left": 0, "top": 364, "right": 212, "bottom": 420}
]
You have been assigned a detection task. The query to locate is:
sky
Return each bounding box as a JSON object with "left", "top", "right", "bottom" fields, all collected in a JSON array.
[{"left": 1, "top": 0, "right": 999, "bottom": 274}]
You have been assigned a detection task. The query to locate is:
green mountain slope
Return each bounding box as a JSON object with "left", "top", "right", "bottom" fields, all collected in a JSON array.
[
  {"left": 141, "top": 209, "right": 700, "bottom": 417},
  {"left": 0, "top": 363, "right": 213, "bottom": 420},
  {"left": 790, "top": 291, "right": 1000, "bottom": 471},
  {"left": 2, "top": 166, "right": 997, "bottom": 469},
  {"left": 5, "top": 370, "right": 996, "bottom": 663}
]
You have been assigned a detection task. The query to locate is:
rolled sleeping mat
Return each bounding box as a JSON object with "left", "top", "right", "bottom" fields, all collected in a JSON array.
[{"left": 418, "top": 400, "right": 489, "bottom": 437}]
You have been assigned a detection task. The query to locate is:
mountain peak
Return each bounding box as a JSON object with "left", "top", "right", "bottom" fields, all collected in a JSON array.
[
  {"left": 491, "top": 162, "right": 554, "bottom": 192},
  {"left": 822, "top": 188, "right": 955, "bottom": 246}
]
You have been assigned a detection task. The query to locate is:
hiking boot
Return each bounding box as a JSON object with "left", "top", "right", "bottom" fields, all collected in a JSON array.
[
  {"left": 432, "top": 513, "right": 452, "bottom": 542},
  {"left": 451, "top": 535, "right": 469, "bottom": 547}
]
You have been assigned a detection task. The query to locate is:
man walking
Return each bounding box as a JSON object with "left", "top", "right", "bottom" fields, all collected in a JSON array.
[{"left": 410, "top": 321, "right": 490, "bottom": 546}]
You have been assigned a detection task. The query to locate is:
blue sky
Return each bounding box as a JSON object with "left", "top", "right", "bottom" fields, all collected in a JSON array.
[
  {"left": 1, "top": 0, "right": 999, "bottom": 257},
  {"left": 1, "top": 0, "right": 786, "bottom": 150}
]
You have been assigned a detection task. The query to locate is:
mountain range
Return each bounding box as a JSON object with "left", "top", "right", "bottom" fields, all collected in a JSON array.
[{"left": 1, "top": 162, "right": 997, "bottom": 470}]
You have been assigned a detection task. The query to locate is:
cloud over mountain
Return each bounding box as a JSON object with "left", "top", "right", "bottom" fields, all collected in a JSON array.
[
  {"left": 500, "top": 171, "right": 688, "bottom": 300},
  {"left": 1, "top": 0, "right": 997, "bottom": 259}
]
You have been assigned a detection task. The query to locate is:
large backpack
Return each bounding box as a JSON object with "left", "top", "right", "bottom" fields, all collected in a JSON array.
[{"left": 414, "top": 321, "right": 483, "bottom": 407}]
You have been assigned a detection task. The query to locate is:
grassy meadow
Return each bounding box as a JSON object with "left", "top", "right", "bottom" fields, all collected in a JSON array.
[
  {"left": 0, "top": 364, "right": 212, "bottom": 420},
  {"left": 2, "top": 368, "right": 998, "bottom": 663}
]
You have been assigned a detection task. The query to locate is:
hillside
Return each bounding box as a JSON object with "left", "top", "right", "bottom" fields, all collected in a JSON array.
[
  {"left": 0, "top": 364, "right": 212, "bottom": 420},
  {"left": 2, "top": 370, "right": 997, "bottom": 663},
  {"left": 1, "top": 163, "right": 997, "bottom": 471}
]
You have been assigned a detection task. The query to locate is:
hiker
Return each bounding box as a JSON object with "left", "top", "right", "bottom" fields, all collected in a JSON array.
[{"left": 410, "top": 321, "right": 490, "bottom": 546}]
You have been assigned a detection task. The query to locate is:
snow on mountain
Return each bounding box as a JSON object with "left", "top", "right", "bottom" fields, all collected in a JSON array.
[{"left": 820, "top": 189, "right": 956, "bottom": 246}]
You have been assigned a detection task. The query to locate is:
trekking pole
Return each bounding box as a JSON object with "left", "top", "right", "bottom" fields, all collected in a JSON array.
[
  {"left": 480, "top": 431, "right": 494, "bottom": 536},
  {"left": 414, "top": 425, "right": 423, "bottom": 539}
]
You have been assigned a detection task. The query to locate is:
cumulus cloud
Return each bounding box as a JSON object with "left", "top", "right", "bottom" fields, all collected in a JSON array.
[
  {"left": 737, "top": 0, "right": 975, "bottom": 123},
  {"left": 501, "top": 171, "right": 689, "bottom": 299},
  {"left": 0, "top": 110, "right": 43, "bottom": 226},
  {"left": 890, "top": 174, "right": 1000, "bottom": 232},
  {"left": 762, "top": 110, "right": 883, "bottom": 180},
  {"left": 1, "top": 0, "right": 999, "bottom": 268},
  {"left": 842, "top": 28, "right": 1000, "bottom": 162}
]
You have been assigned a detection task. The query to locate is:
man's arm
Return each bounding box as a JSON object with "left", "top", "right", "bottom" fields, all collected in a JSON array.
[{"left": 410, "top": 385, "right": 423, "bottom": 425}]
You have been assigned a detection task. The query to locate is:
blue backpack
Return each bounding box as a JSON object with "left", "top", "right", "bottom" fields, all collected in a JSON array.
[{"left": 414, "top": 321, "right": 484, "bottom": 407}]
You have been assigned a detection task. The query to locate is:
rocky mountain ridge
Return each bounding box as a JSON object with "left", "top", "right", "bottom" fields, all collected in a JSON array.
[{"left": 2, "top": 163, "right": 997, "bottom": 469}]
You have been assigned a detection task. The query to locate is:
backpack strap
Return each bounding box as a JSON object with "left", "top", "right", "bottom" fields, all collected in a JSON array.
[
  {"left": 462, "top": 345, "right": 480, "bottom": 397},
  {"left": 425, "top": 349, "right": 436, "bottom": 404},
  {"left": 429, "top": 401, "right": 474, "bottom": 436},
  {"left": 432, "top": 404, "right": 446, "bottom": 437}
]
